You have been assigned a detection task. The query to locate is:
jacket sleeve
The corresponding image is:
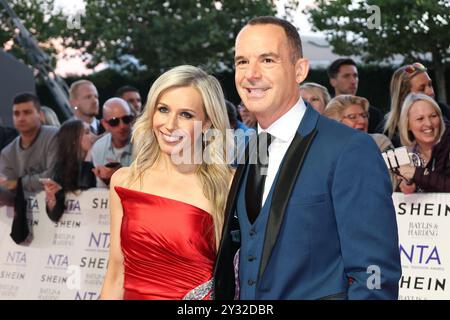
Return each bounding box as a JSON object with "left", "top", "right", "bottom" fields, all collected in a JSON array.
[
  {"left": 332, "top": 132, "right": 402, "bottom": 300},
  {"left": 21, "top": 131, "right": 58, "bottom": 193},
  {"left": 413, "top": 140, "right": 450, "bottom": 192}
]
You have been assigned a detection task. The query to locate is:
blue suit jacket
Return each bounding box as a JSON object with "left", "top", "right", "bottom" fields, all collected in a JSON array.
[{"left": 213, "top": 105, "right": 402, "bottom": 300}]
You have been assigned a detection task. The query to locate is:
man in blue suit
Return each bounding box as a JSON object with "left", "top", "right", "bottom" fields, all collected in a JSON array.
[{"left": 213, "top": 16, "right": 401, "bottom": 300}]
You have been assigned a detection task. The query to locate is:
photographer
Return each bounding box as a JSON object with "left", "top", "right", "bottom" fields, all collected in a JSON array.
[{"left": 396, "top": 93, "right": 450, "bottom": 193}]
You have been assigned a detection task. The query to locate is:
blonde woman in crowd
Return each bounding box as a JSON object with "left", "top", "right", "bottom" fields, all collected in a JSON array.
[
  {"left": 100, "top": 65, "right": 234, "bottom": 300},
  {"left": 324, "top": 95, "right": 393, "bottom": 152},
  {"left": 381, "top": 62, "right": 449, "bottom": 147},
  {"left": 299, "top": 82, "right": 331, "bottom": 114},
  {"left": 396, "top": 93, "right": 450, "bottom": 193}
]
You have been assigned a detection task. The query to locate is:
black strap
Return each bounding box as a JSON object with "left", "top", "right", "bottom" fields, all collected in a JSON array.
[{"left": 10, "top": 177, "right": 29, "bottom": 244}]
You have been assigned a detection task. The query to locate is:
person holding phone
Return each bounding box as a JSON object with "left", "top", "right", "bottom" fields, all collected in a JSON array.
[
  {"left": 42, "top": 119, "right": 97, "bottom": 221},
  {"left": 87, "top": 98, "right": 134, "bottom": 187},
  {"left": 396, "top": 93, "right": 450, "bottom": 193}
]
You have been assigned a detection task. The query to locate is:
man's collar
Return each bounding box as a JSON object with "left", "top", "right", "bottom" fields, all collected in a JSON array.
[{"left": 258, "top": 98, "right": 307, "bottom": 142}]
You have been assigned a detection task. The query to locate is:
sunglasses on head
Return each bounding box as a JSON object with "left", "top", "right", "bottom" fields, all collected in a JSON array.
[
  {"left": 404, "top": 62, "right": 427, "bottom": 74},
  {"left": 106, "top": 115, "right": 134, "bottom": 127}
]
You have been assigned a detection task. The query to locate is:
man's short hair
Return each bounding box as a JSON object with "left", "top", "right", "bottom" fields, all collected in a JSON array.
[
  {"left": 115, "top": 85, "right": 140, "bottom": 97},
  {"left": 327, "top": 58, "right": 357, "bottom": 79},
  {"left": 69, "top": 79, "right": 95, "bottom": 99},
  {"left": 12, "top": 92, "right": 41, "bottom": 111},
  {"left": 247, "top": 16, "right": 303, "bottom": 62}
]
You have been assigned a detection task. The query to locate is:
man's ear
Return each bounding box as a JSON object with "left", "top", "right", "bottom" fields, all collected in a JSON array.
[
  {"left": 295, "top": 58, "right": 310, "bottom": 84},
  {"left": 69, "top": 98, "right": 77, "bottom": 110}
]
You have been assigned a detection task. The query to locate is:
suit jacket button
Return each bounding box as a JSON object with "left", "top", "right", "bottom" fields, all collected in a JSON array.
[
  {"left": 248, "top": 255, "right": 256, "bottom": 262},
  {"left": 248, "top": 279, "right": 256, "bottom": 286},
  {"left": 249, "top": 229, "right": 256, "bottom": 236}
]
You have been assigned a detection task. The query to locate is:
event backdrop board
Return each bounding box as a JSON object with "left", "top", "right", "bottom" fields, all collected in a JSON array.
[
  {"left": 393, "top": 193, "right": 450, "bottom": 300},
  {"left": 0, "top": 189, "right": 109, "bottom": 300},
  {"left": 0, "top": 191, "right": 449, "bottom": 299}
]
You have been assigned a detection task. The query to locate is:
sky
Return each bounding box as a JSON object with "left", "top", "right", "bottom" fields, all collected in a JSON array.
[
  {"left": 277, "top": 0, "right": 318, "bottom": 35},
  {"left": 53, "top": 0, "right": 322, "bottom": 76}
]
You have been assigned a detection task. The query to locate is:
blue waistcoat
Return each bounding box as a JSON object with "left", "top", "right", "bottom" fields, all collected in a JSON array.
[{"left": 237, "top": 164, "right": 276, "bottom": 299}]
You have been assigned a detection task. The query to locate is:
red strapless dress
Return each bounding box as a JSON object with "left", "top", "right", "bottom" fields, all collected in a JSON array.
[{"left": 115, "top": 186, "right": 216, "bottom": 300}]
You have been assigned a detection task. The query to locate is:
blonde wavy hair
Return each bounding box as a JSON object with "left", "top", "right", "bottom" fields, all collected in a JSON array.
[
  {"left": 128, "top": 65, "right": 233, "bottom": 250},
  {"left": 384, "top": 64, "right": 428, "bottom": 140},
  {"left": 300, "top": 82, "right": 331, "bottom": 107}
]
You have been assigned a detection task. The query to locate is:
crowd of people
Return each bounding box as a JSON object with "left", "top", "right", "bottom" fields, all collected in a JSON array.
[{"left": 0, "top": 15, "right": 449, "bottom": 300}]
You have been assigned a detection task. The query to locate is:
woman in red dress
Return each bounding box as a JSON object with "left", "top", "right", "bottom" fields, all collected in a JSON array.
[{"left": 100, "top": 65, "right": 234, "bottom": 299}]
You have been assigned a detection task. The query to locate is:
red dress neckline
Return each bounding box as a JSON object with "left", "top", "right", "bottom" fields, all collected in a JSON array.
[{"left": 114, "top": 185, "right": 210, "bottom": 215}]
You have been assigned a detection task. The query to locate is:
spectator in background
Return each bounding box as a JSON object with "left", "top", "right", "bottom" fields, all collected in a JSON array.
[
  {"left": 381, "top": 62, "right": 450, "bottom": 147},
  {"left": 237, "top": 101, "right": 257, "bottom": 129},
  {"left": 87, "top": 98, "right": 133, "bottom": 187},
  {"left": 42, "top": 119, "right": 97, "bottom": 221},
  {"left": 225, "top": 100, "right": 252, "bottom": 166},
  {"left": 40, "top": 106, "right": 61, "bottom": 127},
  {"left": 226, "top": 100, "right": 248, "bottom": 131},
  {"left": 299, "top": 82, "right": 331, "bottom": 114},
  {"left": 116, "top": 85, "right": 143, "bottom": 115},
  {"left": 396, "top": 93, "right": 450, "bottom": 193},
  {"left": 0, "top": 125, "right": 18, "bottom": 151},
  {"left": 324, "top": 95, "right": 393, "bottom": 152},
  {"left": 69, "top": 79, "right": 104, "bottom": 135},
  {"left": 327, "top": 58, "right": 383, "bottom": 133},
  {"left": 0, "top": 92, "right": 58, "bottom": 243}
]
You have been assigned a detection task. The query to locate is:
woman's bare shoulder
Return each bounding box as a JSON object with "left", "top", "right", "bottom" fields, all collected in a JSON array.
[{"left": 110, "top": 167, "right": 131, "bottom": 188}]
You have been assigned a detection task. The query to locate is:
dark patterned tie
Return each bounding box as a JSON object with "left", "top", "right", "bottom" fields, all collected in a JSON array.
[{"left": 245, "top": 132, "right": 272, "bottom": 223}]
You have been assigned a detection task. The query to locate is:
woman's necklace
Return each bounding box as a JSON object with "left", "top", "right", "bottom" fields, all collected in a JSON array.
[{"left": 416, "top": 145, "right": 431, "bottom": 168}]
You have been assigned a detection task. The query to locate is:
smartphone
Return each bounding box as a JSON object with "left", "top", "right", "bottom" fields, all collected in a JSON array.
[
  {"left": 105, "top": 162, "right": 121, "bottom": 168},
  {"left": 39, "top": 178, "right": 53, "bottom": 183}
]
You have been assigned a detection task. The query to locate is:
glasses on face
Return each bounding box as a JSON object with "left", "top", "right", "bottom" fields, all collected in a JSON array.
[
  {"left": 342, "top": 112, "right": 369, "bottom": 121},
  {"left": 404, "top": 62, "right": 427, "bottom": 74},
  {"left": 106, "top": 115, "right": 134, "bottom": 127}
]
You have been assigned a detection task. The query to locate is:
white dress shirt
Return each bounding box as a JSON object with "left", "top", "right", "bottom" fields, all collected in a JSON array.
[{"left": 259, "top": 98, "right": 307, "bottom": 205}]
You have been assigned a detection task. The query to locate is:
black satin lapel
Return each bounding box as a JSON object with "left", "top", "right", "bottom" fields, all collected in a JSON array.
[{"left": 258, "top": 129, "right": 318, "bottom": 280}]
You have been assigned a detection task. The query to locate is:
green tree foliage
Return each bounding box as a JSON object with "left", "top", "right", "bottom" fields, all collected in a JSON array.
[
  {"left": 2, "top": 0, "right": 301, "bottom": 76},
  {"left": 61, "top": 0, "right": 281, "bottom": 74},
  {"left": 0, "top": 0, "right": 67, "bottom": 66},
  {"left": 306, "top": 0, "right": 450, "bottom": 102}
]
